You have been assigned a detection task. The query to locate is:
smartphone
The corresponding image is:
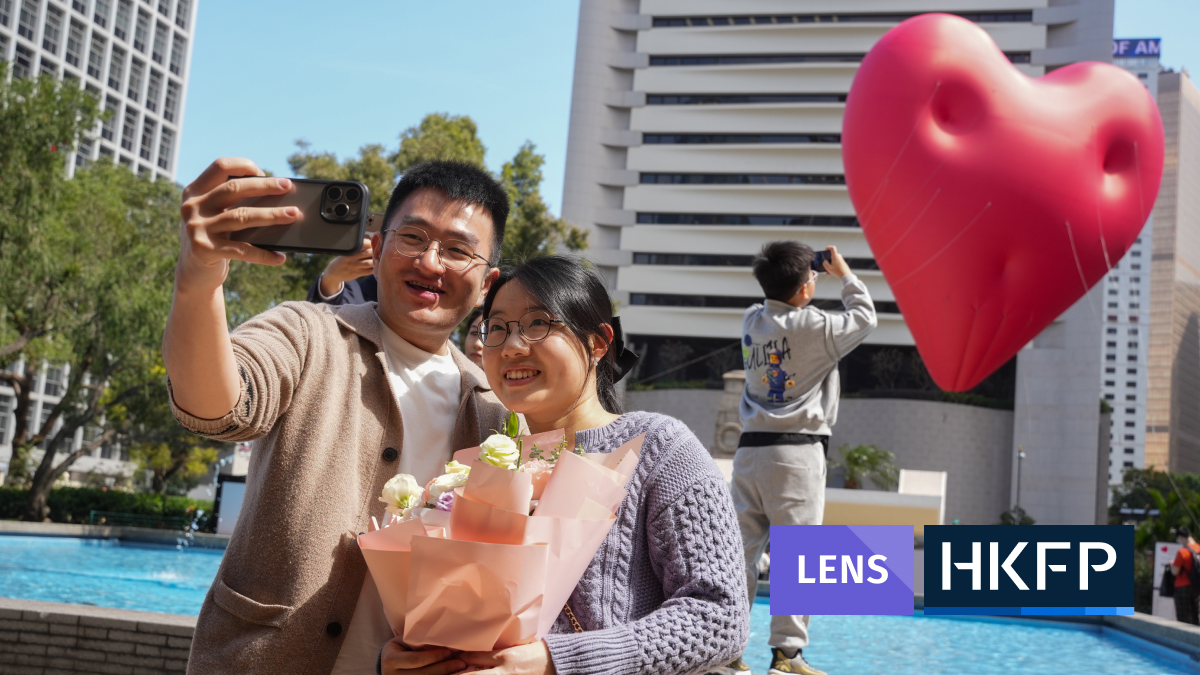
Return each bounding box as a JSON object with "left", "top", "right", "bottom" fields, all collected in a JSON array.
[
  {"left": 228, "top": 178, "right": 369, "bottom": 255},
  {"left": 366, "top": 212, "right": 385, "bottom": 234},
  {"left": 811, "top": 250, "right": 832, "bottom": 272}
]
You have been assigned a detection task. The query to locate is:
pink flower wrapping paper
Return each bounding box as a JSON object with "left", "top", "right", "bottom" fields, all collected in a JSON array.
[{"left": 357, "top": 432, "right": 645, "bottom": 651}]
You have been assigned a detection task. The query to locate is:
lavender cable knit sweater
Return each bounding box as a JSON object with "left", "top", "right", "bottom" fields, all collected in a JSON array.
[{"left": 541, "top": 411, "right": 749, "bottom": 675}]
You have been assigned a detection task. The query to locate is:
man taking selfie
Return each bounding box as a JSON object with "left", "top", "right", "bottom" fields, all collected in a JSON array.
[{"left": 163, "top": 158, "right": 511, "bottom": 674}]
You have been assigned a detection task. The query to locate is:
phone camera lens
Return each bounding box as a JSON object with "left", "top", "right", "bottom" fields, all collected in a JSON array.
[
  {"left": 327, "top": 186, "right": 343, "bottom": 201},
  {"left": 345, "top": 187, "right": 361, "bottom": 202},
  {"left": 334, "top": 203, "right": 350, "bottom": 218}
]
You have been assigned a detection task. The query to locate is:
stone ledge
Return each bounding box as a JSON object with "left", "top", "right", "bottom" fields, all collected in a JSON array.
[
  {"left": 0, "top": 598, "right": 194, "bottom": 636},
  {"left": 0, "top": 519, "right": 229, "bottom": 549}
]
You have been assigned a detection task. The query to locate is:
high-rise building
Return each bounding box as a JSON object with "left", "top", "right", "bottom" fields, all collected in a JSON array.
[
  {"left": 563, "top": 0, "right": 1113, "bottom": 386},
  {"left": 1145, "top": 68, "right": 1200, "bottom": 474},
  {"left": 0, "top": 0, "right": 197, "bottom": 181},
  {"left": 564, "top": 1, "right": 1118, "bottom": 525},
  {"left": 0, "top": 0, "right": 197, "bottom": 484},
  {"left": 1104, "top": 38, "right": 1161, "bottom": 484}
]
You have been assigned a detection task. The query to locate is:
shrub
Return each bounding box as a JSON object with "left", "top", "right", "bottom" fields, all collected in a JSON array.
[{"left": 0, "top": 487, "right": 213, "bottom": 531}]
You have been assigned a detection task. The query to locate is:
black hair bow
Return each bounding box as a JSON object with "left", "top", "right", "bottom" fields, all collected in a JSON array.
[{"left": 609, "top": 316, "right": 640, "bottom": 382}]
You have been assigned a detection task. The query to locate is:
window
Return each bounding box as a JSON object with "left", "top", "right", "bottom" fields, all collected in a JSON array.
[
  {"left": 118, "top": 154, "right": 133, "bottom": 167},
  {"left": 1106, "top": 354, "right": 1116, "bottom": 361},
  {"left": 163, "top": 79, "right": 178, "bottom": 121},
  {"left": 1129, "top": 302, "right": 1140, "bottom": 309},
  {"left": 1108, "top": 289, "right": 1118, "bottom": 296},
  {"left": 1129, "top": 328, "right": 1139, "bottom": 335},
  {"left": 139, "top": 118, "right": 154, "bottom": 159},
  {"left": 1107, "top": 315, "right": 1118, "bottom": 322},
  {"left": 1124, "top": 461, "right": 1134, "bottom": 468},
  {"left": 127, "top": 57, "right": 142, "bottom": 100},
  {"left": 1130, "top": 289, "right": 1140, "bottom": 296},
  {"left": 107, "top": 45, "right": 124, "bottom": 90},
  {"left": 1107, "top": 328, "right": 1117, "bottom": 334},
  {"left": 1127, "top": 368, "right": 1138, "bottom": 374},
  {"left": 1105, "top": 380, "right": 1115, "bottom": 387},
  {"left": 640, "top": 173, "right": 844, "bottom": 185},
  {"left": 1128, "top": 355, "right": 1138, "bottom": 362},
  {"left": 1128, "top": 342, "right": 1138, "bottom": 349},
  {"left": 1126, "top": 394, "right": 1136, "bottom": 401},
  {"left": 100, "top": 97, "right": 118, "bottom": 140},
  {"left": 151, "top": 21, "right": 166, "bottom": 62},
  {"left": 65, "top": 20, "right": 84, "bottom": 66},
  {"left": 87, "top": 34, "right": 105, "bottom": 78},
  {"left": 93, "top": 0, "right": 109, "bottom": 26},
  {"left": 648, "top": 93, "right": 847, "bottom": 105},
  {"left": 1123, "top": 434, "right": 1135, "bottom": 441},
  {"left": 13, "top": 44, "right": 34, "bottom": 79},
  {"left": 133, "top": 9, "right": 148, "bottom": 51},
  {"left": 43, "top": 5, "right": 64, "bottom": 53},
  {"left": 1106, "top": 341, "right": 1117, "bottom": 348},
  {"left": 18, "top": 0, "right": 39, "bottom": 39},
  {"left": 1105, "top": 394, "right": 1115, "bottom": 400},
  {"left": 0, "top": 0, "right": 10, "bottom": 26},
  {"left": 76, "top": 136, "right": 93, "bottom": 167},
  {"left": 157, "top": 127, "right": 172, "bottom": 169},
  {"left": 1127, "top": 381, "right": 1137, "bottom": 387},
  {"left": 168, "top": 32, "right": 184, "bottom": 74},
  {"left": 156, "top": 0, "right": 166, "bottom": 16},
  {"left": 43, "top": 367, "right": 65, "bottom": 397},
  {"left": 173, "top": 0, "right": 186, "bottom": 28},
  {"left": 71, "top": 0, "right": 86, "bottom": 14},
  {"left": 1126, "top": 408, "right": 1136, "bottom": 414},
  {"left": 1125, "top": 421, "right": 1136, "bottom": 428},
  {"left": 1131, "top": 250, "right": 1142, "bottom": 257},
  {"left": 1105, "top": 367, "right": 1115, "bottom": 374},
  {"left": 1132, "top": 276, "right": 1141, "bottom": 283},
  {"left": 120, "top": 108, "right": 136, "bottom": 150},
  {"left": 145, "top": 68, "right": 161, "bottom": 111},
  {"left": 114, "top": 0, "right": 130, "bottom": 39},
  {"left": 97, "top": 144, "right": 113, "bottom": 159},
  {"left": 1107, "top": 302, "right": 1118, "bottom": 308},
  {"left": 0, "top": 394, "right": 11, "bottom": 444},
  {"left": 1132, "top": 264, "right": 1141, "bottom": 270},
  {"left": 39, "top": 57, "right": 56, "bottom": 76}
]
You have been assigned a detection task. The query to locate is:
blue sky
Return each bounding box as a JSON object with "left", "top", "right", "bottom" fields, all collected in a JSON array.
[{"left": 176, "top": 1, "right": 1197, "bottom": 216}]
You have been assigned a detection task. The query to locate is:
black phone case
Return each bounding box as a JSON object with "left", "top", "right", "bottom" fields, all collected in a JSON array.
[{"left": 228, "top": 178, "right": 369, "bottom": 255}]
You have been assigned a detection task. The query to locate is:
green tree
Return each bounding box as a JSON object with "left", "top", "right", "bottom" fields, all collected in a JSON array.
[
  {"left": 499, "top": 141, "right": 587, "bottom": 261},
  {"left": 832, "top": 444, "right": 899, "bottom": 491},
  {"left": 0, "top": 67, "right": 101, "bottom": 485},
  {"left": 999, "top": 505, "right": 1036, "bottom": 525},
  {"left": 391, "top": 112, "right": 487, "bottom": 172},
  {"left": 14, "top": 161, "right": 182, "bottom": 520}
]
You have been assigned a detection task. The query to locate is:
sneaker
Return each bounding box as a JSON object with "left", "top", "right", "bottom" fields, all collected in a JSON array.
[
  {"left": 769, "top": 648, "right": 827, "bottom": 675},
  {"left": 707, "top": 656, "right": 751, "bottom": 675}
]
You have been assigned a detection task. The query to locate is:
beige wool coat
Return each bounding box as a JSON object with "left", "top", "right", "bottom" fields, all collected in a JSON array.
[{"left": 168, "top": 301, "right": 508, "bottom": 675}]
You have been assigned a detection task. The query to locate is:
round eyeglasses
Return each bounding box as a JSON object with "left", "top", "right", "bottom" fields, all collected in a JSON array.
[
  {"left": 381, "top": 224, "right": 493, "bottom": 271},
  {"left": 480, "top": 311, "right": 565, "bottom": 348}
]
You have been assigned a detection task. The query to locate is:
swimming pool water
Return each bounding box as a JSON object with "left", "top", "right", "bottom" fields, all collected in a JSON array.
[
  {"left": 747, "top": 599, "right": 1192, "bottom": 675},
  {"left": 0, "top": 535, "right": 1193, "bottom": 673},
  {"left": 0, "top": 535, "right": 222, "bottom": 616}
]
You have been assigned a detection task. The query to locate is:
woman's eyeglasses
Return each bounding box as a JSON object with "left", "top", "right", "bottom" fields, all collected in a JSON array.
[
  {"left": 480, "top": 311, "right": 565, "bottom": 347},
  {"left": 381, "top": 224, "right": 492, "bottom": 271}
]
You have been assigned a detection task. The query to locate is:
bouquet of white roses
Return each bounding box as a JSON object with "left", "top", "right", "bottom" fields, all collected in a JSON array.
[{"left": 358, "top": 413, "right": 643, "bottom": 651}]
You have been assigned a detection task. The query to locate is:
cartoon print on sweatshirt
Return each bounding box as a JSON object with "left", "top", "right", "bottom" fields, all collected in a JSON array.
[{"left": 743, "top": 336, "right": 797, "bottom": 403}]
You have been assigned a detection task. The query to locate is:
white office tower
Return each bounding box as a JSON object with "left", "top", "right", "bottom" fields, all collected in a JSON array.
[
  {"left": 1105, "top": 38, "right": 1160, "bottom": 484},
  {"left": 564, "top": 1, "right": 1117, "bottom": 525},
  {"left": 0, "top": 0, "right": 197, "bottom": 181}
]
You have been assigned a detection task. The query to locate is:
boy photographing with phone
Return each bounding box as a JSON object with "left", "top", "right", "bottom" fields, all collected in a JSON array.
[{"left": 718, "top": 242, "right": 876, "bottom": 675}]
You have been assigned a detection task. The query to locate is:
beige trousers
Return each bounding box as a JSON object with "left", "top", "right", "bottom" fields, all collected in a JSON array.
[{"left": 730, "top": 442, "right": 827, "bottom": 653}]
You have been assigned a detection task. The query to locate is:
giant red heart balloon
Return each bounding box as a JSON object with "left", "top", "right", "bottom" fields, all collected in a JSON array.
[{"left": 843, "top": 14, "right": 1164, "bottom": 392}]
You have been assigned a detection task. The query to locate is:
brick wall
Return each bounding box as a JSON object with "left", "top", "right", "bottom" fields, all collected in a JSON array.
[{"left": 0, "top": 597, "right": 194, "bottom": 675}]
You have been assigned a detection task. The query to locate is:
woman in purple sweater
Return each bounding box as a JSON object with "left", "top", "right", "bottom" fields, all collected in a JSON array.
[{"left": 381, "top": 256, "right": 749, "bottom": 675}]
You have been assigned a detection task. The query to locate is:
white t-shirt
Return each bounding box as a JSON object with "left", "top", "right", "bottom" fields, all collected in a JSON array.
[{"left": 331, "top": 314, "right": 462, "bottom": 674}]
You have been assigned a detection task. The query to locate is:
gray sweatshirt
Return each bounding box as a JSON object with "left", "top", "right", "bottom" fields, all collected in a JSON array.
[
  {"left": 543, "top": 411, "right": 749, "bottom": 675},
  {"left": 739, "top": 274, "right": 877, "bottom": 435}
]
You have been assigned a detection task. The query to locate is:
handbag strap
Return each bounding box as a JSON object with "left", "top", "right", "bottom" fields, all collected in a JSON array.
[{"left": 563, "top": 603, "right": 584, "bottom": 633}]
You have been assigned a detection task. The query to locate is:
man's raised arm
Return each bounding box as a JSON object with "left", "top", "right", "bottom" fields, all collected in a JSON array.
[{"left": 163, "top": 158, "right": 298, "bottom": 420}]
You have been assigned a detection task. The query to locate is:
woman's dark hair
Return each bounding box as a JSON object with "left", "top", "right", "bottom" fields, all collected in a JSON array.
[
  {"left": 481, "top": 256, "right": 624, "bottom": 415},
  {"left": 383, "top": 161, "right": 509, "bottom": 261},
  {"left": 753, "top": 240, "right": 815, "bottom": 302}
]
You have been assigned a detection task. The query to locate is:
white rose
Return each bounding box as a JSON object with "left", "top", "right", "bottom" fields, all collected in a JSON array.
[
  {"left": 479, "top": 434, "right": 520, "bottom": 470},
  {"left": 443, "top": 459, "right": 471, "bottom": 475},
  {"left": 379, "top": 473, "right": 425, "bottom": 517},
  {"left": 428, "top": 471, "right": 469, "bottom": 499}
]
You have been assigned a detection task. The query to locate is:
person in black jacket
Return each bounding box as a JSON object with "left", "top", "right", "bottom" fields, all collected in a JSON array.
[{"left": 306, "top": 237, "right": 378, "bottom": 305}]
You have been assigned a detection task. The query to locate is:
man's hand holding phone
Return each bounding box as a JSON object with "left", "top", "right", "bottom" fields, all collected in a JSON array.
[
  {"left": 167, "top": 158, "right": 301, "bottom": 421},
  {"left": 176, "top": 157, "right": 299, "bottom": 297}
]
